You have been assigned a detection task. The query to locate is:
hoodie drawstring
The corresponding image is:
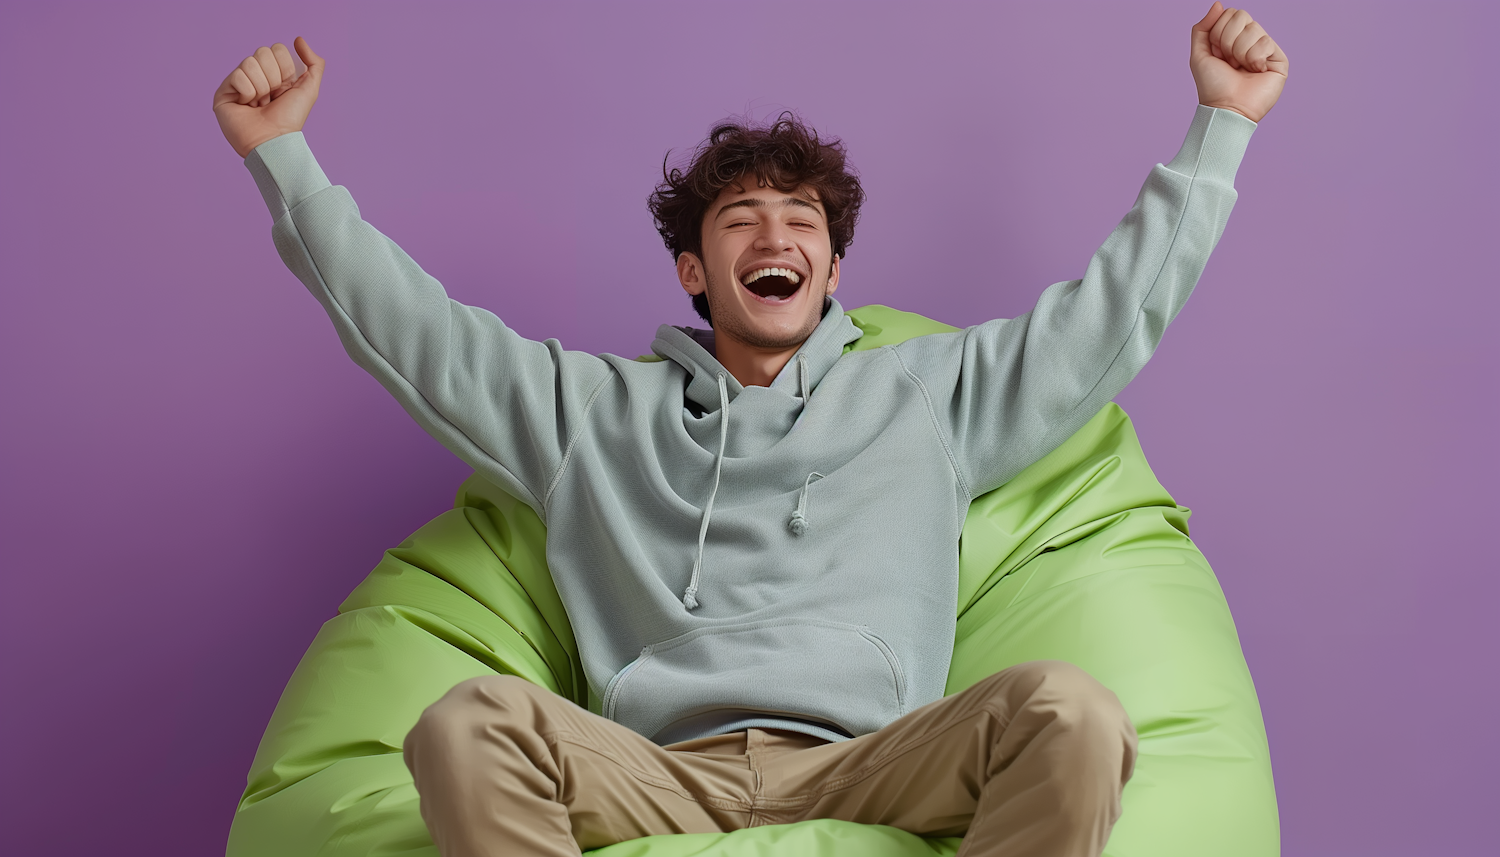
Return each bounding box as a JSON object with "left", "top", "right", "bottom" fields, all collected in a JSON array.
[
  {"left": 785, "top": 355, "right": 821, "bottom": 535},
  {"left": 683, "top": 373, "right": 729, "bottom": 610},
  {"left": 788, "top": 471, "right": 825, "bottom": 536}
]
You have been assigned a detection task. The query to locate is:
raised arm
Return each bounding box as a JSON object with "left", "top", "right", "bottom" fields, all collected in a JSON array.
[
  {"left": 894, "top": 3, "right": 1287, "bottom": 498},
  {"left": 214, "top": 39, "right": 612, "bottom": 516}
]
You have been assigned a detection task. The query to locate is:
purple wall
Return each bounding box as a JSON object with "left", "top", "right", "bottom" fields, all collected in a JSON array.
[{"left": 2, "top": 2, "right": 1494, "bottom": 854}]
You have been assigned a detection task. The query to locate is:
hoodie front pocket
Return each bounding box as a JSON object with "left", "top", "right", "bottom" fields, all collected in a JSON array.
[
  {"left": 602, "top": 647, "right": 650, "bottom": 719},
  {"left": 603, "top": 618, "right": 909, "bottom": 741}
]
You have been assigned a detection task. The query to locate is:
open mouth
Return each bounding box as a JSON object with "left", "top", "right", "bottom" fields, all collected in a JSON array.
[{"left": 740, "top": 267, "right": 803, "bottom": 302}]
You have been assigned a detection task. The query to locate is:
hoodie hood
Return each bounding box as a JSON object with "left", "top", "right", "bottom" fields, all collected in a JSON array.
[{"left": 649, "top": 297, "right": 865, "bottom": 412}]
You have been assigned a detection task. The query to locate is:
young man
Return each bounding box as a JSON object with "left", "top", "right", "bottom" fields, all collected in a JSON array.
[{"left": 214, "top": 4, "right": 1285, "bottom": 855}]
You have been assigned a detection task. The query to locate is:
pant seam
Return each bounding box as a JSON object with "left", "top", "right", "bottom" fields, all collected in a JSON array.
[
  {"left": 545, "top": 730, "right": 755, "bottom": 813},
  {"left": 755, "top": 704, "right": 1011, "bottom": 810}
]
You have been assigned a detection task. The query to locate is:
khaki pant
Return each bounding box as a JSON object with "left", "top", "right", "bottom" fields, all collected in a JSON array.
[{"left": 404, "top": 660, "right": 1136, "bottom": 857}]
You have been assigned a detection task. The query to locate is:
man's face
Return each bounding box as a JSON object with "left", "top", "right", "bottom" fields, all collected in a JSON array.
[{"left": 677, "top": 175, "right": 840, "bottom": 351}]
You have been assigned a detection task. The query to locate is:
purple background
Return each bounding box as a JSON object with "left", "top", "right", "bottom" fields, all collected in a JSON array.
[{"left": 2, "top": 1, "right": 1495, "bottom": 854}]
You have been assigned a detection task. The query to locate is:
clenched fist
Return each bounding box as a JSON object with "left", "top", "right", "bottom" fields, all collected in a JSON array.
[
  {"left": 1191, "top": 2, "right": 1288, "bottom": 123},
  {"left": 212, "top": 37, "right": 324, "bottom": 158}
]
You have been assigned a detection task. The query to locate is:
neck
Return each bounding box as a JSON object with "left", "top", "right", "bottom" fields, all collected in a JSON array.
[{"left": 713, "top": 333, "right": 802, "bottom": 388}]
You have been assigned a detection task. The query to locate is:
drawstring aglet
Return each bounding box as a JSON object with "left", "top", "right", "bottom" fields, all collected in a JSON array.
[
  {"left": 787, "top": 471, "right": 824, "bottom": 536},
  {"left": 788, "top": 510, "right": 809, "bottom": 536}
]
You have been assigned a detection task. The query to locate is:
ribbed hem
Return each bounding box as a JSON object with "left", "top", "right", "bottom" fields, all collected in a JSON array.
[
  {"left": 1164, "top": 105, "right": 1257, "bottom": 186},
  {"left": 243, "top": 132, "right": 332, "bottom": 221}
]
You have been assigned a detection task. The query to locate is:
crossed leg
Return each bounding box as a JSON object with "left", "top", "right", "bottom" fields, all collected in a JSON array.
[{"left": 403, "top": 660, "right": 1136, "bottom": 857}]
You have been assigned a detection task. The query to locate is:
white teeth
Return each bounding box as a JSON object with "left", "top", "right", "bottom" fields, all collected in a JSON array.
[{"left": 741, "top": 267, "right": 803, "bottom": 286}]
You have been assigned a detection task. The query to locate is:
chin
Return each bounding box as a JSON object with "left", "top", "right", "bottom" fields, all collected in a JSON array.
[
  {"left": 705, "top": 270, "right": 828, "bottom": 348},
  {"left": 735, "top": 305, "right": 824, "bottom": 349}
]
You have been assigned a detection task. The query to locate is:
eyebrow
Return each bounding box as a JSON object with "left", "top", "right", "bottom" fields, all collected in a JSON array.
[{"left": 715, "top": 196, "right": 824, "bottom": 221}]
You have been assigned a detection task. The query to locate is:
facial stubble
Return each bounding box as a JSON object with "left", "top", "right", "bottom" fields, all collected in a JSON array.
[{"left": 703, "top": 269, "right": 829, "bottom": 351}]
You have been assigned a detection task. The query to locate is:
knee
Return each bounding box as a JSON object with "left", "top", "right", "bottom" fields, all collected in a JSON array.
[
  {"left": 970, "top": 662, "right": 1138, "bottom": 800},
  {"left": 406, "top": 674, "right": 545, "bottom": 751},
  {"left": 985, "top": 660, "right": 1135, "bottom": 744}
]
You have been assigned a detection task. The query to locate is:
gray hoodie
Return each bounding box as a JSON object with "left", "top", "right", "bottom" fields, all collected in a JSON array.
[{"left": 246, "top": 105, "right": 1255, "bottom": 744}]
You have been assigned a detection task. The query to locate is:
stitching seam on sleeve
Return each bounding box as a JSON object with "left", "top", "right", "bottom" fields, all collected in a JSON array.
[
  {"left": 890, "top": 347, "right": 972, "bottom": 513},
  {"left": 281, "top": 203, "right": 544, "bottom": 511},
  {"left": 1069, "top": 108, "right": 1218, "bottom": 416},
  {"left": 542, "top": 374, "right": 613, "bottom": 514}
]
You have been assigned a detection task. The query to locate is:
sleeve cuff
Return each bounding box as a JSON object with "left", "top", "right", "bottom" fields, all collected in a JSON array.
[
  {"left": 243, "top": 132, "right": 333, "bottom": 222},
  {"left": 1163, "top": 105, "right": 1257, "bottom": 186}
]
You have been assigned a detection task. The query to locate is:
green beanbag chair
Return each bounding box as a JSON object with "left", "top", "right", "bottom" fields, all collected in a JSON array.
[{"left": 226, "top": 305, "right": 1278, "bottom": 857}]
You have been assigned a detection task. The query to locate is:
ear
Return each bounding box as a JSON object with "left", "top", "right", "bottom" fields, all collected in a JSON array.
[
  {"left": 677, "top": 252, "right": 707, "bottom": 296},
  {"left": 825, "top": 254, "right": 841, "bottom": 295}
]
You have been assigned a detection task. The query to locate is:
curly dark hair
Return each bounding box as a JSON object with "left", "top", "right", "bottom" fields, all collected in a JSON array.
[{"left": 647, "top": 112, "right": 866, "bottom": 324}]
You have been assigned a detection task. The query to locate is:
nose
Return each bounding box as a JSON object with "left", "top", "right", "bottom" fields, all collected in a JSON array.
[{"left": 751, "top": 219, "right": 796, "bottom": 253}]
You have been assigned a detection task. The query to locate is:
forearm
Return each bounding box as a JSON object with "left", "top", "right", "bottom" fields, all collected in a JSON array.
[
  {"left": 908, "top": 105, "right": 1256, "bottom": 496},
  {"left": 244, "top": 133, "right": 608, "bottom": 510},
  {"left": 246, "top": 133, "right": 475, "bottom": 401},
  {"left": 1068, "top": 104, "right": 1257, "bottom": 404}
]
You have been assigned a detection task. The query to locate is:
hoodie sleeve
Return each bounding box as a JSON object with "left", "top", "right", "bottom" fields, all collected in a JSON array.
[
  {"left": 244, "top": 132, "right": 612, "bottom": 517},
  {"left": 892, "top": 106, "right": 1256, "bottom": 499}
]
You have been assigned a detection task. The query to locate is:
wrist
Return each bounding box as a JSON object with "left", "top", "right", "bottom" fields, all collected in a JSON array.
[
  {"left": 237, "top": 128, "right": 299, "bottom": 160},
  {"left": 1200, "top": 102, "right": 1260, "bottom": 124},
  {"left": 1164, "top": 104, "right": 1257, "bottom": 186}
]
